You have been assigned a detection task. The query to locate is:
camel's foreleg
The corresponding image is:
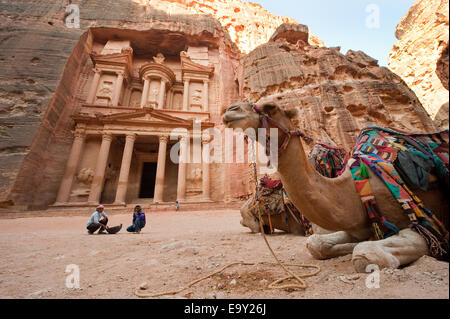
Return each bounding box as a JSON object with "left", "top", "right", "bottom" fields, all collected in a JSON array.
[
  {"left": 352, "top": 228, "right": 428, "bottom": 273},
  {"left": 306, "top": 231, "right": 362, "bottom": 260}
]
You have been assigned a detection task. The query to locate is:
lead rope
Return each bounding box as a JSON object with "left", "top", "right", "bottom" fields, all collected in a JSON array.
[
  {"left": 250, "top": 141, "right": 320, "bottom": 290},
  {"left": 134, "top": 140, "right": 320, "bottom": 298}
]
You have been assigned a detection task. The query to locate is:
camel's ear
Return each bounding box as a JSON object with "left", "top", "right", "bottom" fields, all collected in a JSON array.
[
  {"left": 284, "top": 108, "right": 298, "bottom": 119},
  {"left": 261, "top": 103, "right": 279, "bottom": 116}
]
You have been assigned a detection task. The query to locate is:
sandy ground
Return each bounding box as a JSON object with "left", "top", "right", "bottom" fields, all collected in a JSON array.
[{"left": 0, "top": 209, "right": 448, "bottom": 299}]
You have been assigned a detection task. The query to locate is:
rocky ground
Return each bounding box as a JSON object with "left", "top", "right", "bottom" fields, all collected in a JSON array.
[{"left": 0, "top": 209, "right": 448, "bottom": 299}]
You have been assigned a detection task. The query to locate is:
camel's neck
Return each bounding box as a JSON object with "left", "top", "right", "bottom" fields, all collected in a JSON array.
[{"left": 275, "top": 136, "right": 368, "bottom": 231}]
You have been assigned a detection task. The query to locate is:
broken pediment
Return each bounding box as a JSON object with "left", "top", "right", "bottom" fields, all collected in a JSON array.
[
  {"left": 90, "top": 50, "right": 133, "bottom": 73},
  {"left": 181, "top": 51, "right": 214, "bottom": 80}
]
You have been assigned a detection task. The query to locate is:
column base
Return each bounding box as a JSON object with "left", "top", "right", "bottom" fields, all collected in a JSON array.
[
  {"left": 52, "top": 201, "right": 67, "bottom": 206},
  {"left": 113, "top": 201, "right": 127, "bottom": 206}
]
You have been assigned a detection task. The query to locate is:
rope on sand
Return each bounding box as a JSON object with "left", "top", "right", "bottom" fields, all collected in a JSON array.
[{"left": 135, "top": 142, "right": 320, "bottom": 298}]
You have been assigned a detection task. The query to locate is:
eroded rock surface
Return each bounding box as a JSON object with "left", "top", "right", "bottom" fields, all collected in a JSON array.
[
  {"left": 141, "top": 0, "right": 324, "bottom": 53},
  {"left": 0, "top": 0, "right": 242, "bottom": 208},
  {"left": 0, "top": 1, "right": 440, "bottom": 209},
  {"left": 243, "top": 27, "right": 435, "bottom": 150},
  {"left": 388, "top": 0, "right": 449, "bottom": 127}
]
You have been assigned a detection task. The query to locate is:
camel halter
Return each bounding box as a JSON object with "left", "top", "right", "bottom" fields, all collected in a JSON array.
[{"left": 250, "top": 102, "right": 312, "bottom": 163}]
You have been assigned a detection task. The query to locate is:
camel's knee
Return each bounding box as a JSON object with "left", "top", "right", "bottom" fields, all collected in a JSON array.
[
  {"left": 306, "top": 231, "right": 356, "bottom": 260},
  {"left": 306, "top": 234, "right": 331, "bottom": 259}
]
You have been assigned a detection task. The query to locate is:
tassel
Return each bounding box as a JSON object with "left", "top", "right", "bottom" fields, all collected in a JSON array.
[
  {"left": 372, "top": 222, "right": 384, "bottom": 240},
  {"left": 413, "top": 224, "right": 447, "bottom": 258},
  {"left": 359, "top": 163, "right": 370, "bottom": 179},
  {"left": 382, "top": 219, "right": 399, "bottom": 237}
]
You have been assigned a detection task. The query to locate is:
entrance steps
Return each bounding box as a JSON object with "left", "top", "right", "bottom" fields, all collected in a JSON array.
[{"left": 0, "top": 200, "right": 243, "bottom": 218}]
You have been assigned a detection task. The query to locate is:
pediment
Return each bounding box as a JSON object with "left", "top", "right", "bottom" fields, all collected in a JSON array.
[{"left": 98, "top": 107, "right": 192, "bottom": 125}]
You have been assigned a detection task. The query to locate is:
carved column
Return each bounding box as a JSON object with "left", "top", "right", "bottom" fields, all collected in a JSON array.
[
  {"left": 88, "top": 133, "right": 113, "bottom": 204},
  {"left": 140, "top": 76, "right": 150, "bottom": 107},
  {"left": 201, "top": 139, "right": 211, "bottom": 201},
  {"left": 114, "top": 134, "right": 136, "bottom": 205},
  {"left": 158, "top": 79, "right": 167, "bottom": 109},
  {"left": 176, "top": 135, "right": 188, "bottom": 202},
  {"left": 153, "top": 135, "right": 169, "bottom": 203},
  {"left": 203, "top": 80, "right": 209, "bottom": 112},
  {"left": 87, "top": 68, "right": 101, "bottom": 104},
  {"left": 112, "top": 71, "right": 125, "bottom": 106},
  {"left": 54, "top": 130, "right": 86, "bottom": 204},
  {"left": 182, "top": 79, "right": 190, "bottom": 111}
]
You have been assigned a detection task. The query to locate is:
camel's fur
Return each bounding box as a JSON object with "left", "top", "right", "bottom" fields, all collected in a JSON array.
[{"left": 223, "top": 101, "right": 448, "bottom": 272}]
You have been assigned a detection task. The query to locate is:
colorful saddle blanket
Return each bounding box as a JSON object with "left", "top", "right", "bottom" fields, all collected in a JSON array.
[
  {"left": 308, "top": 143, "right": 349, "bottom": 178},
  {"left": 350, "top": 127, "right": 449, "bottom": 259}
]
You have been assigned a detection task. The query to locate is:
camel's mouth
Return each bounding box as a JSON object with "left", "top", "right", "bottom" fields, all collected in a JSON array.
[{"left": 222, "top": 112, "right": 246, "bottom": 127}]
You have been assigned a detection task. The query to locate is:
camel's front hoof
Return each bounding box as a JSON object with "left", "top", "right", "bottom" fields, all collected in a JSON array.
[{"left": 352, "top": 256, "right": 372, "bottom": 273}]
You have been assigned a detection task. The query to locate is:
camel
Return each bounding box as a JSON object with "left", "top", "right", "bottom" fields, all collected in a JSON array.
[
  {"left": 222, "top": 101, "right": 448, "bottom": 272},
  {"left": 240, "top": 193, "right": 309, "bottom": 235}
]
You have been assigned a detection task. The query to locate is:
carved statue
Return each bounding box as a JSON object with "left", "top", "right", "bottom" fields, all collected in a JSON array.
[
  {"left": 149, "top": 87, "right": 159, "bottom": 101},
  {"left": 192, "top": 89, "right": 202, "bottom": 103},
  {"left": 76, "top": 168, "right": 94, "bottom": 184},
  {"left": 153, "top": 53, "right": 165, "bottom": 64},
  {"left": 188, "top": 167, "right": 202, "bottom": 181}
]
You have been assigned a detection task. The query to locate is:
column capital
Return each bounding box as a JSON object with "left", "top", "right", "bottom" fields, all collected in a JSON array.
[
  {"left": 73, "top": 129, "right": 86, "bottom": 139},
  {"left": 201, "top": 137, "right": 211, "bottom": 145},
  {"left": 179, "top": 135, "right": 189, "bottom": 143},
  {"left": 116, "top": 70, "right": 125, "bottom": 77},
  {"left": 93, "top": 67, "right": 101, "bottom": 74},
  {"left": 102, "top": 133, "right": 114, "bottom": 141},
  {"left": 125, "top": 133, "right": 136, "bottom": 141},
  {"left": 159, "top": 135, "right": 169, "bottom": 143}
]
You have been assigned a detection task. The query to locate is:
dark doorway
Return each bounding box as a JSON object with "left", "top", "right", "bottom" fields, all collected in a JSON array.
[{"left": 139, "top": 162, "right": 157, "bottom": 198}]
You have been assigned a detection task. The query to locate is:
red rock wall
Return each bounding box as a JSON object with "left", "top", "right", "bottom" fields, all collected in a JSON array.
[
  {"left": 0, "top": 0, "right": 242, "bottom": 208},
  {"left": 388, "top": 0, "right": 449, "bottom": 129},
  {"left": 0, "top": 1, "right": 439, "bottom": 209},
  {"left": 242, "top": 28, "right": 436, "bottom": 151},
  {"left": 138, "top": 0, "right": 323, "bottom": 53}
]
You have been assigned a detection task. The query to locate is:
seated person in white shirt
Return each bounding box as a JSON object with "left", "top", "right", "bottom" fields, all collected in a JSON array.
[{"left": 86, "top": 205, "right": 109, "bottom": 234}]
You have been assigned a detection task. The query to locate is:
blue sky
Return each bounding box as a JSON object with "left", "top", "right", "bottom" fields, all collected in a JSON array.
[{"left": 252, "top": 0, "right": 416, "bottom": 66}]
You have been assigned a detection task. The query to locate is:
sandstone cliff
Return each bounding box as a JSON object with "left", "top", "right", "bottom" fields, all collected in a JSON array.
[
  {"left": 0, "top": 0, "right": 241, "bottom": 208},
  {"left": 243, "top": 24, "right": 436, "bottom": 151},
  {"left": 136, "top": 0, "right": 324, "bottom": 53},
  {"left": 0, "top": 1, "right": 438, "bottom": 209},
  {"left": 388, "top": 0, "right": 449, "bottom": 128}
]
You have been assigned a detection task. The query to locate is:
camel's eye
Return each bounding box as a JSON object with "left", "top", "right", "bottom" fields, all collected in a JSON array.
[{"left": 227, "top": 105, "right": 240, "bottom": 112}]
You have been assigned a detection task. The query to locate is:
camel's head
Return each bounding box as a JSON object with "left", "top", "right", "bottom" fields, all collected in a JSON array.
[{"left": 222, "top": 101, "right": 297, "bottom": 132}]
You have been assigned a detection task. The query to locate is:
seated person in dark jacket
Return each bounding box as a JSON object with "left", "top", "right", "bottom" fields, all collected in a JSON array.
[
  {"left": 86, "top": 205, "right": 109, "bottom": 234},
  {"left": 127, "top": 205, "right": 146, "bottom": 234}
]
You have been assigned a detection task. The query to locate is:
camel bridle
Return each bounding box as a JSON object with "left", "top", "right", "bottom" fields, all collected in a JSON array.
[{"left": 250, "top": 102, "right": 312, "bottom": 160}]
